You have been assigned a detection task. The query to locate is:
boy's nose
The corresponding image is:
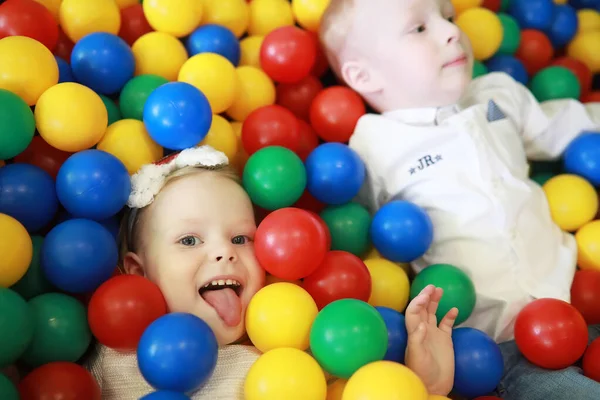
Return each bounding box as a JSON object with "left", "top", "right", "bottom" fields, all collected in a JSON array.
[{"left": 216, "top": 254, "right": 236, "bottom": 262}]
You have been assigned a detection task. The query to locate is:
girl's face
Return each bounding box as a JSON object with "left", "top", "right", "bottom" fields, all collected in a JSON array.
[{"left": 124, "top": 172, "right": 265, "bottom": 345}]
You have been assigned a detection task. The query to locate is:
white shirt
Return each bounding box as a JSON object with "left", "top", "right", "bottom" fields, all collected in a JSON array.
[{"left": 349, "top": 72, "right": 600, "bottom": 343}]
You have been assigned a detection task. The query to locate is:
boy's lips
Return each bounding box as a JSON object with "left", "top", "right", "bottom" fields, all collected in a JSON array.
[{"left": 443, "top": 54, "right": 467, "bottom": 67}]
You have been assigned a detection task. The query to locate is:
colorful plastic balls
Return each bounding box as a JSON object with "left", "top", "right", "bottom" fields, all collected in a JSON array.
[
  {"left": 18, "top": 362, "right": 101, "bottom": 400},
  {"left": 200, "top": 0, "right": 250, "bottom": 38},
  {"left": 59, "top": 0, "right": 121, "bottom": 42},
  {"left": 132, "top": 32, "right": 189, "bottom": 81},
  {"left": 0, "top": 0, "right": 59, "bottom": 51},
  {"left": 543, "top": 174, "right": 598, "bottom": 231},
  {"left": 583, "top": 337, "right": 600, "bottom": 383},
  {"left": 187, "top": 24, "right": 241, "bottom": 65},
  {"left": 576, "top": 220, "right": 600, "bottom": 271},
  {"left": 473, "top": 60, "right": 489, "bottom": 78},
  {"left": 456, "top": 7, "right": 503, "bottom": 61},
  {"left": 376, "top": 306, "right": 408, "bottom": 363},
  {"left": 319, "top": 202, "right": 371, "bottom": 257},
  {"left": 226, "top": 66, "right": 276, "bottom": 122},
  {"left": 530, "top": 66, "right": 581, "bottom": 101},
  {"left": 563, "top": 132, "right": 600, "bottom": 186},
  {"left": 10, "top": 236, "right": 53, "bottom": 301},
  {"left": 137, "top": 313, "right": 218, "bottom": 393},
  {"left": 254, "top": 207, "right": 329, "bottom": 280},
  {"left": 508, "top": 0, "right": 556, "bottom": 31},
  {"left": 142, "top": 0, "right": 203, "bottom": 38},
  {"left": 0, "top": 374, "right": 18, "bottom": 400},
  {"left": 276, "top": 75, "right": 323, "bottom": 121},
  {"left": 551, "top": 56, "right": 593, "bottom": 96},
  {"left": 486, "top": 55, "right": 529, "bottom": 85},
  {"left": 497, "top": 13, "right": 522, "bottom": 55},
  {"left": 120, "top": 75, "right": 169, "bottom": 121},
  {"left": 0, "top": 288, "right": 34, "bottom": 368},
  {"left": 260, "top": 26, "right": 317, "bottom": 83},
  {"left": 570, "top": 269, "right": 600, "bottom": 325},
  {"left": 296, "top": 119, "right": 320, "bottom": 161},
  {"left": 55, "top": 56, "right": 74, "bottom": 83},
  {"left": 309, "top": 86, "right": 366, "bottom": 142},
  {"left": 546, "top": 5, "right": 579, "bottom": 48},
  {"left": 363, "top": 258, "right": 411, "bottom": 312},
  {"left": 567, "top": 31, "right": 600, "bottom": 74},
  {"left": 0, "top": 89, "right": 35, "bottom": 160},
  {"left": 118, "top": 4, "right": 153, "bottom": 46},
  {"left": 248, "top": 0, "right": 294, "bottom": 36},
  {"left": 100, "top": 94, "right": 123, "bottom": 126},
  {"left": 141, "top": 392, "right": 191, "bottom": 400},
  {"left": 515, "top": 298, "right": 588, "bottom": 369},
  {"left": 242, "top": 105, "right": 301, "bottom": 155},
  {"left": 515, "top": 29, "right": 554, "bottom": 75},
  {"left": 291, "top": 0, "right": 331, "bottom": 32},
  {"left": 0, "top": 214, "right": 32, "bottom": 289}
]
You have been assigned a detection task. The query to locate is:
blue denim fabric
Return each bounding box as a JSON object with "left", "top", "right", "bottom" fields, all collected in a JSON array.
[{"left": 488, "top": 325, "right": 600, "bottom": 400}]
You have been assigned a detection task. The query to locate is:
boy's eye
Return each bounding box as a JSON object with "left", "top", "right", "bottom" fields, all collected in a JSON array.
[
  {"left": 447, "top": 16, "right": 455, "bottom": 23},
  {"left": 416, "top": 25, "right": 426, "bottom": 33},
  {"left": 232, "top": 235, "right": 251, "bottom": 245},
  {"left": 180, "top": 236, "right": 201, "bottom": 246}
]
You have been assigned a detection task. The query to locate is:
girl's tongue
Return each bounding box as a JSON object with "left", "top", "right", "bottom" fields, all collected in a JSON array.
[{"left": 201, "top": 288, "right": 242, "bottom": 327}]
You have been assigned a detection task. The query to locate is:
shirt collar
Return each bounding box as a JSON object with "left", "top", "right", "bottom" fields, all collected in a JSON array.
[{"left": 382, "top": 104, "right": 461, "bottom": 126}]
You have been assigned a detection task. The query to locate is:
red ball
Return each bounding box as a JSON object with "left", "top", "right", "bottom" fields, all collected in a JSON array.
[
  {"left": 303, "top": 250, "right": 372, "bottom": 309},
  {"left": 14, "top": 136, "right": 72, "bottom": 180},
  {"left": 260, "top": 26, "right": 317, "bottom": 84},
  {"left": 482, "top": 0, "right": 502, "bottom": 12},
  {"left": 571, "top": 269, "right": 600, "bottom": 325},
  {"left": 241, "top": 105, "right": 301, "bottom": 155},
  {"left": 18, "top": 362, "right": 101, "bottom": 400},
  {"left": 293, "top": 189, "right": 326, "bottom": 214},
  {"left": 515, "top": 30, "right": 554, "bottom": 76},
  {"left": 583, "top": 337, "right": 600, "bottom": 382},
  {"left": 514, "top": 298, "right": 588, "bottom": 370},
  {"left": 0, "top": 0, "right": 59, "bottom": 51},
  {"left": 87, "top": 275, "right": 167, "bottom": 351},
  {"left": 254, "top": 207, "right": 329, "bottom": 281},
  {"left": 551, "top": 57, "right": 593, "bottom": 97},
  {"left": 582, "top": 91, "right": 600, "bottom": 103},
  {"left": 276, "top": 75, "right": 323, "bottom": 121},
  {"left": 309, "top": 86, "right": 366, "bottom": 143},
  {"left": 118, "top": 4, "right": 153, "bottom": 46},
  {"left": 310, "top": 32, "right": 330, "bottom": 78},
  {"left": 296, "top": 119, "right": 320, "bottom": 161},
  {"left": 54, "top": 26, "right": 75, "bottom": 61}
]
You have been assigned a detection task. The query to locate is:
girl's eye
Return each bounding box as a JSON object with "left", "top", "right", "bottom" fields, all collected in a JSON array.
[
  {"left": 180, "top": 236, "right": 201, "bottom": 246},
  {"left": 416, "top": 25, "right": 426, "bottom": 33},
  {"left": 447, "top": 16, "right": 455, "bottom": 23},
  {"left": 232, "top": 235, "right": 251, "bottom": 245}
]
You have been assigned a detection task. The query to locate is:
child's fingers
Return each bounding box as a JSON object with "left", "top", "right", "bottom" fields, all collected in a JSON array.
[
  {"left": 405, "top": 289, "right": 432, "bottom": 332},
  {"left": 408, "top": 321, "right": 427, "bottom": 346},
  {"left": 438, "top": 307, "right": 459, "bottom": 334},
  {"left": 426, "top": 287, "right": 444, "bottom": 323}
]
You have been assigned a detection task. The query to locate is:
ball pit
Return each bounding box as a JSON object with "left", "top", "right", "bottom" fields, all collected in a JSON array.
[
  {"left": 142, "top": 0, "right": 203, "bottom": 39},
  {"left": 59, "top": 0, "right": 121, "bottom": 43}
]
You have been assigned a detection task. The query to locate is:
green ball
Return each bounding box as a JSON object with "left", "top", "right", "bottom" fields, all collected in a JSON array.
[
  {"left": 530, "top": 160, "right": 563, "bottom": 176},
  {"left": 310, "top": 299, "right": 388, "bottom": 379},
  {"left": 500, "top": 0, "right": 511, "bottom": 12},
  {"left": 498, "top": 13, "right": 521, "bottom": 55},
  {"left": 320, "top": 203, "right": 371, "bottom": 257},
  {"left": 20, "top": 293, "right": 92, "bottom": 368},
  {"left": 0, "top": 374, "right": 18, "bottom": 400},
  {"left": 243, "top": 146, "right": 307, "bottom": 210},
  {"left": 99, "top": 94, "right": 122, "bottom": 126},
  {"left": 119, "top": 74, "right": 169, "bottom": 120},
  {"left": 11, "top": 236, "right": 54, "bottom": 300},
  {"left": 531, "top": 172, "right": 555, "bottom": 186},
  {"left": 529, "top": 66, "right": 581, "bottom": 102},
  {"left": 0, "top": 89, "right": 35, "bottom": 160},
  {"left": 409, "top": 263, "right": 476, "bottom": 326},
  {"left": 473, "top": 60, "right": 488, "bottom": 79},
  {"left": 0, "top": 288, "right": 34, "bottom": 368}
]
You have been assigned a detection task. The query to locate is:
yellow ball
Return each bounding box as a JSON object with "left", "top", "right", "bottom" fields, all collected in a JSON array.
[
  {"left": 363, "top": 247, "right": 411, "bottom": 274},
  {"left": 543, "top": 174, "right": 599, "bottom": 232},
  {"left": 201, "top": 0, "right": 250, "bottom": 38},
  {"left": 342, "top": 361, "right": 428, "bottom": 400},
  {"left": 143, "top": 0, "right": 203, "bottom": 38},
  {"left": 577, "top": 9, "right": 600, "bottom": 34},
  {"left": 429, "top": 396, "right": 451, "bottom": 400},
  {"left": 226, "top": 66, "right": 276, "bottom": 121},
  {"left": 364, "top": 258, "right": 410, "bottom": 312},
  {"left": 327, "top": 379, "right": 348, "bottom": 400},
  {"left": 567, "top": 31, "right": 600, "bottom": 74},
  {"left": 115, "top": 0, "right": 138, "bottom": 8},
  {"left": 35, "top": 83, "right": 108, "bottom": 152},
  {"left": 0, "top": 36, "right": 58, "bottom": 106},
  {"left": 245, "top": 347, "right": 327, "bottom": 400},
  {"left": 199, "top": 115, "right": 238, "bottom": 161},
  {"left": 451, "top": 0, "right": 483, "bottom": 15},
  {"left": 59, "top": 0, "right": 121, "bottom": 43},
  {"left": 132, "top": 32, "right": 189, "bottom": 81},
  {"left": 292, "top": 0, "right": 331, "bottom": 32},
  {"left": 456, "top": 7, "right": 503, "bottom": 61},
  {"left": 178, "top": 53, "right": 238, "bottom": 114},
  {"left": 248, "top": 0, "right": 295, "bottom": 36},
  {"left": 576, "top": 220, "right": 600, "bottom": 271},
  {"left": 34, "top": 0, "right": 62, "bottom": 20},
  {"left": 240, "top": 35, "right": 265, "bottom": 68},
  {"left": 246, "top": 282, "right": 318, "bottom": 352},
  {"left": 96, "top": 119, "right": 163, "bottom": 175},
  {"left": 0, "top": 214, "right": 33, "bottom": 288}
]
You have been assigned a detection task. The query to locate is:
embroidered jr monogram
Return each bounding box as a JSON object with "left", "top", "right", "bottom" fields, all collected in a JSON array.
[{"left": 409, "top": 154, "right": 443, "bottom": 175}]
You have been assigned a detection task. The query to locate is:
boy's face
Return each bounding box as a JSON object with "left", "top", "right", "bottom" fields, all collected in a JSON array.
[
  {"left": 132, "top": 172, "right": 265, "bottom": 345},
  {"left": 341, "top": 0, "right": 473, "bottom": 111}
]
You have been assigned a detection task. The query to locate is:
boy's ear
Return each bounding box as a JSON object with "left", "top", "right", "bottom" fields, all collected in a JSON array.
[
  {"left": 123, "top": 252, "right": 145, "bottom": 277},
  {"left": 341, "top": 60, "right": 384, "bottom": 94}
]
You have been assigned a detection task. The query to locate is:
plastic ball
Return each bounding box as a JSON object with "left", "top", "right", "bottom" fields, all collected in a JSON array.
[
  {"left": 242, "top": 105, "right": 301, "bottom": 155},
  {"left": 55, "top": 56, "right": 74, "bottom": 83},
  {"left": 342, "top": 361, "right": 428, "bottom": 400},
  {"left": 547, "top": 4, "right": 579, "bottom": 48},
  {"left": 142, "top": 0, "right": 203, "bottom": 38},
  {"left": 0, "top": 214, "right": 32, "bottom": 288},
  {"left": 0, "top": 0, "right": 59, "bottom": 51},
  {"left": 187, "top": 24, "right": 241, "bottom": 65},
  {"left": 198, "top": 115, "right": 238, "bottom": 161},
  {"left": 482, "top": 0, "right": 502, "bottom": 11},
  {"left": 515, "top": 298, "right": 588, "bottom": 369},
  {"left": 143, "top": 82, "right": 212, "bottom": 150},
  {"left": 542, "top": 174, "right": 598, "bottom": 231},
  {"left": 326, "top": 379, "right": 347, "bottom": 400},
  {"left": 260, "top": 26, "right": 317, "bottom": 84},
  {"left": 363, "top": 258, "right": 410, "bottom": 312},
  {"left": 0, "top": 164, "right": 58, "bottom": 232},
  {"left": 115, "top": 0, "right": 139, "bottom": 8},
  {"left": 291, "top": 0, "right": 330, "bottom": 32},
  {"left": 21, "top": 293, "right": 92, "bottom": 367},
  {"left": 59, "top": 0, "right": 121, "bottom": 43},
  {"left": 456, "top": 7, "right": 503, "bottom": 61},
  {"left": 54, "top": 26, "right": 74, "bottom": 61},
  {"left": 319, "top": 203, "right": 371, "bottom": 257},
  {"left": 530, "top": 65, "right": 581, "bottom": 101},
  {"left": 309, "top": 86, "right": 366, "bottom": 142},
  {"left": 240, "top": 35, "right": 264, "bottom": 67},
  {"left": 246, "top": 282, "right": 318, "bottom": 352},
  {"left": 508, "top": 0, "right": 556, "bottom": 31},
  {"left": 576, "top": 220, "right": 600, "bottom": 272},
  {"left": 17, "top": 362, "right": 101, "bottom": 400},
  {"left": 515, "top": 29, "right": 554, "bottom": 75},
  {"left": 10, "top": 236, "right": 53, "bottom": 300},
  {"left": 0, "top": 288, "right": 34, "bottom": 368},
  {"left": 370, "top": 200, "right": 434, "bottom": 263},
  {"left": 375, "top": 307, "right": 408, "bottom": 363},
  {"left": 452, "top": 0, "right": 484, "bottom": 14},
  {"left": 452, "top": 328, "right": 504, "bottom": 398},
  {"left": 0, "top": 89, "right": 35, "bottom": 160},
  {"left": 137, "top": 313, "right": 218, "bottom": 393},
  {"left": 100, "top": 94, "right": 123, "bottom": 126},
  {"left": 141, "top": 392, "right": 191, "bottom": 400},
  {"left": 248, "top": 0, "right": 295, "bottom": 36},
  {"left": 56, "top": 150, "right": 131, "bottom": 220},
  {"left": 571, "top": 269, "right": 600, "bottom": 324},
  {"left": 0, "top": 374, "right": 18, "bottom": 400},
  {"left": 577, "top": 9, "right": 600, "bottom": 34},
  {"left": 569, "top": 0, "right": 600, "bottom": 10},
  {"left": 582, "top": 91, "right": 600, "bottom": 103},
  {"left": 473, "top": 60, "right": 489, "bottom": 78},
  {"left": 34, "top": 0, "right": 62, "bottom": 20},
  {"left": 132, "top": 32, "right": 189, "bottom": 81},
  {"left": 119, "top": 75, "right": 169, "bottom": 121},
  {"left": 42, "top": 219, "right": 117, "bottom": 294},
  {"left": 254, "top": 207, "right": 329, "bottom": 280},
  {"left": 244, "top": 347, "right": 327, "bottom": 400},
  {"left": 226, "top": 66, "right": 276, "bottom": 121},
  {"left": 563, "top": 132, "right": 600, "bottom": 186},
  {"left": 551, "top": 56, "right": 593, "bottom": 96},
  {"left": 276, "top": 75, "right": 323, "bottom": 121},
  {"left": 35, "top": 82, "right": 108, "bottom": 152},
  {"left": 0, "top": 36, "right": 58, "bottom": 106},
  {"left": 498, "top": 13, "right": 522, "bottom": 55},
  {"left": 583, "top": 337, "right": 600, "bottom": 382},
  {"left": 200, "top": 0, "right": 249, "bottom": 38},
  {"left": 567, "top": 31, "right": 600, "bottom": 73},
  {"left": 14, "top": 137, "right": 71, "bottom": 182},
  {"left": 310, "top": 299, "right": 388, "bottom": 378},
  {"left": 118, "top": 3, "right": 153, "bottom": 46},
  {"left": 486, "top": 54, "right": 529, "bottom": 85}
]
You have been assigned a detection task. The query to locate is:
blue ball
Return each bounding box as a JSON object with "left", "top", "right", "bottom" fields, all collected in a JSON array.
[
  {"left": 453, "top": 327, "right": 504, "bottom": 398},
  {"left": 546, "top": 5, "right": 579, "bottom": 48},
  {"left": 569, "top": 0, "right": 600, "bottom": 10},
  {"left": 305, "top": 143, "right": 366, "bottom": 205},
  {"left": 138, "top": 313, "right": 218, "bottom": 393},
  {"left": 486, "top": 55, "right": 529, "bottom": 85},
  {"left": 375, "top": 306, "right": 408, "bottom": 363},
  {"left": 143, "top": 82, "right": 213, "bottom": 150},
  {"left": 140, "top": 391, "right": 191, "bottom": 400},
  {"left": 186, "top": 24, "right": 241, "bottom": 66},
  {"left": 56, "top": 210, "right": 120, "bottom": 241},
  {"left": 56, "top": 150, "right": 131, "bottom": 220},
  {"left": 42, "top": 218, "right": 118, "bottom": 293},
  {"left": 509, "top": 0, "right": 556, "bottom": 31},
  {"left": 55, "top": 56, "right": 75, "bottom": 83},
  {"left": 563, "top": 132, "right": 600, "bottom": 186},
  {"left": 369, "top": 200, "right": 433, "bottom": 263},
  {"left": 71, "top": 32, "right": 135, "bottom": 95},
  {"left": 0, "top": 164, "right": 58, "bottom": 232}
]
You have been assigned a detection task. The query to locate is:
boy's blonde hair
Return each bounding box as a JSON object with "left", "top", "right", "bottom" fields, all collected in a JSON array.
[{"left": 319, "top": 0, "right": 356, "bottom": 79}]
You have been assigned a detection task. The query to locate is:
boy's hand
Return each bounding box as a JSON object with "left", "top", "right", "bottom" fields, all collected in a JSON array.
[{"left": 404, "top": 284, "right": 458, "bottom": 396}]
